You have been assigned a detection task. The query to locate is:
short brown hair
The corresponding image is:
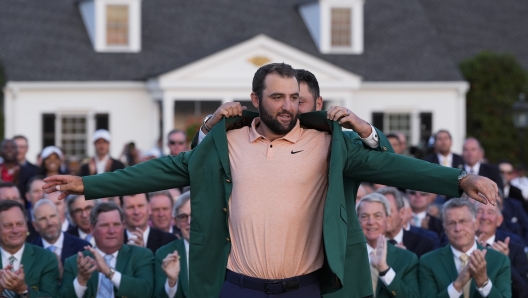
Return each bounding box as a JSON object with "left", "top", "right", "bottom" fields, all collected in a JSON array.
[{"left": 90, "top": 202, "right": 124, "bottom": 226}]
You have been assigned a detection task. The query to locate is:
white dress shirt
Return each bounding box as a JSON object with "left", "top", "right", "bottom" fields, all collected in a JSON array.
[
  {"left": 198, "top": 123, "right": 380, "bottom": 148},
  {"left": 1, "top": 245, "right": 25, "bottom": 271},
  {"left": 366, "top": 243, "right": 396, "bottom": 287},
  {"left": 437, "top": 153, "right": 453, "bottom": 167},
  {"left": 411, "top": 211, "right": 427, "bottom": 227},
  {"left": 78, "top": 229, "right": 96, "bottom": 246},
  {"left": 391, "top": 228, "right": 404, "bottom": 245},
  {"left": 511, "top": 177, "right": 528, "bottom": 200},
  {"left": 465, "top": 162, "right": 481, "bottom": 175},
  {"left": 126, "top": 226, "right": 151, "bottom": 248},
  {"left": 165, "top": 239, "right": 189, "bottom": 298},
  {"left": 447, "top": 242, "right": 492, "bottom": 298},
  {"left": 73, "top": 247, "right": 122, "bottom": 298},
  {"left": 62, "top": 219, "right": 70, "bottom": 232},
  {"left": 95, "top": 155, "right": 110, "bottom": 174},
  {"left": 42, "top": 232, "right": 64, "bottom": 257}
]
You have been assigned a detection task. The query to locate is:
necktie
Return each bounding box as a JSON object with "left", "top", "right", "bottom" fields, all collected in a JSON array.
[
  {"left": 413, "top": 215, "right": 420, "bottom": 227},
  {"left": 2, "top": 256, "right": 17, "bottom": 298},
  {"left": 369, "top": 251, "right": 378, "bottom": 297},
  {"left": 85, "top": 234, "right": 93, "bottom": 242},
  {"left": 388, "top": 239, "right": 397, "bottom": 245},
  {"left": 47, "top": 245, "right": 57, "bottom": 253},
  {"left": 443, "top": 158, "right": 449, "bottom": 167},
  {"left": 459, "top": 254, "right": 471, "bottom": 298},
  {"left": 96, "top": 255, "right": 114, "bottom": 298}
]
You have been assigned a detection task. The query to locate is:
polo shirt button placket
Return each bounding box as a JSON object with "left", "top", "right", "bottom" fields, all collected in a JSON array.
[{"left": 223, "top": 208, "right": 228, "bottom": 213}]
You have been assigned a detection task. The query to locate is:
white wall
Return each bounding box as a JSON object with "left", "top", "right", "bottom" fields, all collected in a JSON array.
[{"left": 4, "top": 82, "right": 159, "bottom": 164}]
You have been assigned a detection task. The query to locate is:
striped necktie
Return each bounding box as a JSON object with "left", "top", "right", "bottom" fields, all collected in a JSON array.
[
  {"left": 459, "top": 254, "right": 471, "bottom": 298},
  {"left": 96, "top": 255, "right": 114, "bottom": 298},
  {"left": 2, "top": 256, "right": 17, "bottom": 298}
]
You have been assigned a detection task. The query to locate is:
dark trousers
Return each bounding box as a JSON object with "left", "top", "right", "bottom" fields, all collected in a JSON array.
[{"left": 219, "top": 270, "right": 321, "bottom": 298}]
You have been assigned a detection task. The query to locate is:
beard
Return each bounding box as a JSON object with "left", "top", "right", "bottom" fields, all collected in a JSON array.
[{"left": 259, "top": 104, "right": 298, "bottom": 135}]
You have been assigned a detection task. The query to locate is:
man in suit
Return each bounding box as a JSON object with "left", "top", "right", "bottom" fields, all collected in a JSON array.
[
  {"left": 65, "top": 195, "right": 96, "bottom": 246},
  {"left": 378, "top": 187, "right": 435, "bottom": 257},
  {"left": 407, "top": 190, "right": 444, "bottom": 236},
  {"left": 499, "top": 161, "right": 527, "bottom": 210},
  {"left": 0, "top": 200, "right": 59, "bottom": 297},
  {"left": 13, "top": 135, "right": 39, "bottom": 197},
  {"left": 30, "top": 199, "right": 90, "bottom": 276},
  {"left": 167, "top": 130, "right": 188, "bottom": 157},
  {"left": 463, "top": 138, "right": 504, "bottom": 191},
  {"left": 44, "top": 63, "right": 499, "bottom": 298},
  {"left": 356, "top": 193, "right": 419, "bottom": 298},
  {"left": 0, "top": 183, "right": 39, "bottom": 244},
  {"left": 149, "top": 191, "right": 181, "bottom": 237},
  {"left": 44, "top": 191, "right": 73, "bottom": 233},
  {"left": 155, "top": 191, "right": 191, "bottom": 298},
  {"left": 121, "top": 193, "right": 176, "bottom": 254},
  {"left": 419, "top": 198, "right": 511, "bottom": 298},
  {"left": 59, "top": 202, "right": 154, "bottom": 298},
  {"left": 424, "top": 130, "right": 464, "bottom": 169},
  {"left": 401, "top": 196, "right": 441, "bottom": 248},
  {"left": 474, "top": 198, "right": 528, "bottom": 297},
  {"left": 24, "top": 176, "right": 45, "bottom": 219},
  {"left": 0, "top": 140, "right": 33, "bottom": 197},
  {"left": 80, "top": 129, "right": 125, "bottom": 177},
  {"left": 495, "top": 190, "right": 528, "bottom": 245}
]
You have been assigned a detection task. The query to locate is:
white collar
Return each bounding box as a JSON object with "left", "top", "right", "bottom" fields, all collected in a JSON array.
[
  {"left": 392, "top": 228, "right": 404, "bottom": 244},
  {"left": 465, "top": 162, "right": 481, "bottom": 174},
  {"left": 61, "top": 219, "right": 70, "bottom": 232},
  {"left": 184, "top": 239, "right": 189, "bottom": 253},
  {"left": 78, "top": 228, "right": 89, "bottom": 239},
  {"left": 1, "top": 244, "right": 25, "bottom": 262},
  {"left": 475, "top": 234, "right": 495, "bottom": 246},
  {"left": 412, "top": 211, "right": 427, "bottom": 220},
  {"left": 42, "top": 231, "right": 64, "bottom": 249},
  {"left": 451, "top": 241, "right": 478, "bottom": 258},
  {"left": 95, "top": 246, "right": 119, "bottom": 259},
  {"left": 404, "top": 223, "right": 411, "bottom": 231},
  {"left": 367, "top": 243, "right": 375, "bottom": 255},
  {"left": 94, "top": 155, "right": 110, "bottom": 163}
]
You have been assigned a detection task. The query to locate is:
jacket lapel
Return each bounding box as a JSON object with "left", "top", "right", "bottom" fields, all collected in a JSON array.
[
  {"left": 21, "top": 244, "right": 36, "bottom": 274},
  {"left": 86, "top": 251, "right": 99, "bottom": 296},
  {"left": 178, "top": 241, "right": 189, "bottom": 295},
  {"left": 440, "top": 245, "right": 458, "bottom": 282},
  {"left": 115, "top": 245, "right": 130, "bottom": 275}
]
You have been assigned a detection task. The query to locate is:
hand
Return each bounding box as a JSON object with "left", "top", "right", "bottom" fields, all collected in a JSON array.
[
  {"left": 76, "top": 251, "right": 97, "bottom": 286},
  {"left": 0, "top": 265, "right": 28, "bottom": 294},
  {"left": 127, "top": 228, "right": 145, "bottom": 247},
  {"left": 453, "top": 261, "right": 471, "bottom": 292},
  {"left": 421, "top": 215, "right": 430, "bottom": 230},
  {"left": 202, "top": 102, "right": 247, "bottom": 134},
  {"left": 370, "top": 235, "right": 389, "bottom": 272},
  {"left": 459, "top": 174, "right": 497, "bottom": 205},
  {"left": 84, "top": 246, "right": 111, "bottom": 277},
  {"left": 491, "top": 237, "right": 510, "bottom": 257},
  {"left": 162, "top": 250, "right": 181, "bottom": 287},
  {"left": 327, "top": 106, "right": 372, "bottom": 138},
  {"left": 42, "top": 175, "right": 85, "bottom": 201},
  {"left": 469, "top": 249, "right": 489, "bottom": 287}
]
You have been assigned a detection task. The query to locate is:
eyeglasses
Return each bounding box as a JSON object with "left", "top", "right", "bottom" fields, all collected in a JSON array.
[
  {"left": 169, "top": 140, "right": 186, "bottom": 146},
  {"left": 407, "top": 191, "right": 429, "bottom": 196},
  {"left": 175, "top": 213, "right": 191, "bottom": 223},
  {"left": 445, "top": 218, "right": 473, "bottom": 229},
  {"left": 72, "top": 206, "right": 94, "bottom": 216}
]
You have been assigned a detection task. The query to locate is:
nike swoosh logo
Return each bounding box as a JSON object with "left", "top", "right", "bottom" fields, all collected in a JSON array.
[{"left": 291, "top": 150, "right": 304, "bottom": 154}]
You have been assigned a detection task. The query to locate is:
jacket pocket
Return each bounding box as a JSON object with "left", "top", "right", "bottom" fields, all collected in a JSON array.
[{"left": 190, "top": 230, "right": 204, "bottom": 245}]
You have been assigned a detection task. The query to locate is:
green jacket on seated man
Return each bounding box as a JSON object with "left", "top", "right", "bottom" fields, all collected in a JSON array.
[{"left": 82, "top": 110, "right": 464, "bottom": 298}]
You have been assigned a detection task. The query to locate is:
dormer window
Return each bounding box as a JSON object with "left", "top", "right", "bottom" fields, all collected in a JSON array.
[
  {"left": 78, "top": 0, "right": 142, "bottom": 53},
  {"left": 106, "top": 5, "right": 129, "bottom": 46},
  {"left": 331, "top": 8, "right": 351, "bottom": 47}
]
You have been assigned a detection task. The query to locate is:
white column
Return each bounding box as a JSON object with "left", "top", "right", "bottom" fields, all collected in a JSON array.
[{"left": 162, "top": 96, "right": 174, "bottom": 155}]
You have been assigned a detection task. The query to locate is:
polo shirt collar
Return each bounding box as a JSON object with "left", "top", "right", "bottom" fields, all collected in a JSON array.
[{"left": 248, "top": 118, "right": 302, "bottom": 143}]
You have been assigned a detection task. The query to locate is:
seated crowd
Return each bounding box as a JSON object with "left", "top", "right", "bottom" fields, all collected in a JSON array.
[{"left": 0, "top": 119, "right": 527, "bottom": 297}]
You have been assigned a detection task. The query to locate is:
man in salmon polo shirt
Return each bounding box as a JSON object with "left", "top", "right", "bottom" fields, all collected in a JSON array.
[{"left": 43, "top": 63, "right": 498, "bottom": 298}]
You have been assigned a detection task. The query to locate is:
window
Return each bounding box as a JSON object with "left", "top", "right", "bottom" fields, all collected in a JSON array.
[
  {"left": 95, "top": 113, "right": 109, "bottom": 131},
  {"left": 386, "top": 113, "right": 411, "bottom": 141},
  {"left": 106, "top": 5, "right": 129, "bottom": 46},
  {"left": 42, "top": 114, "right": 56, "bottom": 148},
  {"left": 419, "top": 112, "right": 433, "bottom": 146},
  {"left": 60, "top": 116, "right": 87, "bottom": 160},
  {"left": 173, "top": 100, "right": 222, "bottom": 132},
  {"left": 331, "top": 8, "right": 352, "bottom": 47}
]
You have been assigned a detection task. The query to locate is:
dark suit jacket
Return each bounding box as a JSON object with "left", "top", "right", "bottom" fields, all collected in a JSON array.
[
  {"left": 496, "top": 228, "right": 526, "bottom": 250},
  {"left": 155, "top": 239, "right": 188, "bottom": 298},
  {"left": 402, "top": 230, "right": 435, "bottom": 258},
  {"left": 500, "top": 197, "right": 528, "bottom": 243},
  {"left": 30, "top": 232, "right": 91, "bottom": 265},
  {"left": 495, "top": 232, "right": 528, "bottom": 298},
  {"left": 79, "top": 157, "right": 125, "bottom": 176},
  {"left": 409, "top": 226, "right": 441, "bottom": 249},
  {"left": 508, "top": 185, "right": 528, "bottom": 213},
  {"left": 419, "top": 244, "right": 511, "bottom": 298},
  {"left": 124, "top": 227, "right": 177, "bottom": 255},
  {"left": 472, "top": 163, "right": 504, "bottom": 192},
  {"left": 423, "top": 213, "right": 446, "bottom": 244},
  {"left": 66, "top": 225, "right": 81, "bottom": 238},
  {"left": 17, "top": 163, "right": 38, "bottom": 200},
  {"left": 0, "top": 244, "right": 59, "bottom": 298},
  {"left": 25, "top": 219, "right": 39, "bottom": 243},
  {"left": 59, "top": 244, "right": 154, "bottom": 298},
  {"left": 375, "top": 243, "right": 419, "bottom": 298},
  {"left": 424, "top": 153, "right": 464, "bottom": 169}
]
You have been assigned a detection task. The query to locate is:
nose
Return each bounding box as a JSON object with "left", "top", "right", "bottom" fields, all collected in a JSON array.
[{"left": 187, "top": 214, "right": 191, "bottom": 225}]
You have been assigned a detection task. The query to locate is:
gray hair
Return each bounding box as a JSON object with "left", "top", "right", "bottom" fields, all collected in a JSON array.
[
  {"left": 32, "top": 199, "right": 58, "bottom": 220},
  {"left": 90, "top": 202, "right": 124, "bottom": 226},
  {"left": 173, "top": 191, "right": 190, "bottom": 217},
  {"left": 148, "top": 190, "right": 174, "bottom": 207},
  {"left": 356, "top": 193, "right": 391, "bottom": 216},
  {"left": 66, "top": 195, "right": 98, "bottom": 223},
  {"left": 376, "top": 187, "right": 405, "bottom": 210},
  {"left": 442, "top": 198, "right": 476, "bottom": 222}
]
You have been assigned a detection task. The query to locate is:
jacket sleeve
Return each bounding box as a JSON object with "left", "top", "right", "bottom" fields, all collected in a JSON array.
[
  {"left": 116, "top": 248, "right": 155, "bottom": 298},
  {"left": 343, "top": 127, "right": 395, "bottom": 153},
  {"left": 342, "top": 135, "right": 462, "bottom": 198},
  {"left": 58, "top": 256, "right": 79, "bottom": 298},
  {"left": 384, "top": 253, "right": 419, "bottom": 298},
  {"left": 29, "top": 252, "right": 60, "bottom": 298},
  {"left": 83, "top": 151, "right": 192, "bottom": 199}
]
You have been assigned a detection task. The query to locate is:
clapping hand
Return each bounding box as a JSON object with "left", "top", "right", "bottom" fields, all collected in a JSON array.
[
  {"left": 370, "top": 235, "right": 389, "bottom": 272},
  {"left": 162, "top": 251, "right": 181, "bottom": 287}
]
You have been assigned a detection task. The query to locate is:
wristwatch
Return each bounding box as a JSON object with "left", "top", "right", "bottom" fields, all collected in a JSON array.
[
  {"left": 202, "top": 114, "right": 214, "bottom": 132},
  {"left": 457, "top": 170, "right": 468, "bottom": 192},
  {"left": 105, "top": 267, "right": 116, "bottom": 280},
  {"left": 379, "top": 267, "right": 391, "bottom": 276}
]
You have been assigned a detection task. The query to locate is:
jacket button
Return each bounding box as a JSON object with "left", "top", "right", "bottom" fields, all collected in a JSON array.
[
  {"left": 223, "top": 208, "right": 227, "bottom": 213},
  {"left": 392, "top": 291, "right": 396, "bottom": 296},
  {"left": 226, "top": 238, "right": 231, "bottom": 242},
  {"left": 226, "top": 179, "right": 231, "bottom": 183},
  {"left": 383, "top": 146, "right": 387, "bottom": 151}
]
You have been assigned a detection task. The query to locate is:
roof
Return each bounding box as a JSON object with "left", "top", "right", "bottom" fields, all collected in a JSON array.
[
  {"left": 418, "top": 0, "right": 528, "bottom": 71},
  {"left": 0, "top": 0, "right": 464, "bottom": 82}
]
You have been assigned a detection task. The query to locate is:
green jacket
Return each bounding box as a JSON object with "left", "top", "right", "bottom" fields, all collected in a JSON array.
[
  {"left": 83, "top": 111, "right": 462, "bottom": 298},
  {"left": 0, "top": 244, "right": 59, "bottom": 298},
  {"left": 59, "top": 244, "right": 155, "bottom": 298},
  {"left": 419, "top": 244, "right": 511, "bottom": 298},
  {"left": 374, "top": 243, "right": 419, "bottom": 298},
  {"left": 154, "top": 239, "right": 188, "bottom": 298}
]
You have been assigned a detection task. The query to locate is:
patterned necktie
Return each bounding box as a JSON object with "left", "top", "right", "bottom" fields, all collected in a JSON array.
[
  {"left": 47, "top": 245, "right": 57, "bottom": 254},
  {"left": 2, "top": 256, "right": 17, "bottom": 298},
  {"left": 369, "top": 251, "right": 378, "bottom": 297},
  {"left": 459, "top": 254, "right": 471, "bottom": 298},
  {"left": 96, "top": 255, "right": 114, "bottom": 298}
]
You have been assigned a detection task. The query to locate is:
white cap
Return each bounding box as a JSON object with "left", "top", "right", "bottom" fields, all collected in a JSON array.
[
  {"left": 93, "top": 129, "right": 111, "bottom": 143},
  {"left": 143, "top": 148, "right": 161, "bottom": 159},
  {"left": 41, "top": 146, "right": 63, "bottom": 160}
]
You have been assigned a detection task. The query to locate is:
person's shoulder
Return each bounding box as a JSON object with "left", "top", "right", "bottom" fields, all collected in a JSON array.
[
  {"left": 485, "top": 246, "right": 509, "bottom": 264},
  {"left": 125, "top": 243, "right": 154, "bottom": 257},
  {"left": 111, "top": 158, "right": 125, "bottom": 168},
  {"left": 391, "top": 244, "right": 418, "bottom": 261},
  {"left": 64, "top": 232, "right": 91, "bottom": 247},
  {"left": 156, "top": 239, "right": 184, "bottom": 257},
  {"left": 420, "top": 245, "right": 446, "bottom": 263},
  {"left": 26, "top": 243, "right": 57, "bottom": 260}
]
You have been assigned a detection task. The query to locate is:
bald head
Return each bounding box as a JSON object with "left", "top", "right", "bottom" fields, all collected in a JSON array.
[{"left": 463, "top": 138, "right": 483, "bottom": 167}]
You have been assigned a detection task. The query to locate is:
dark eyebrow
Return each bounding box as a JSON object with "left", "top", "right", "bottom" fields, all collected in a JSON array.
[{"left": 268, "top": 92, "right": 285, "bottom": 97}]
